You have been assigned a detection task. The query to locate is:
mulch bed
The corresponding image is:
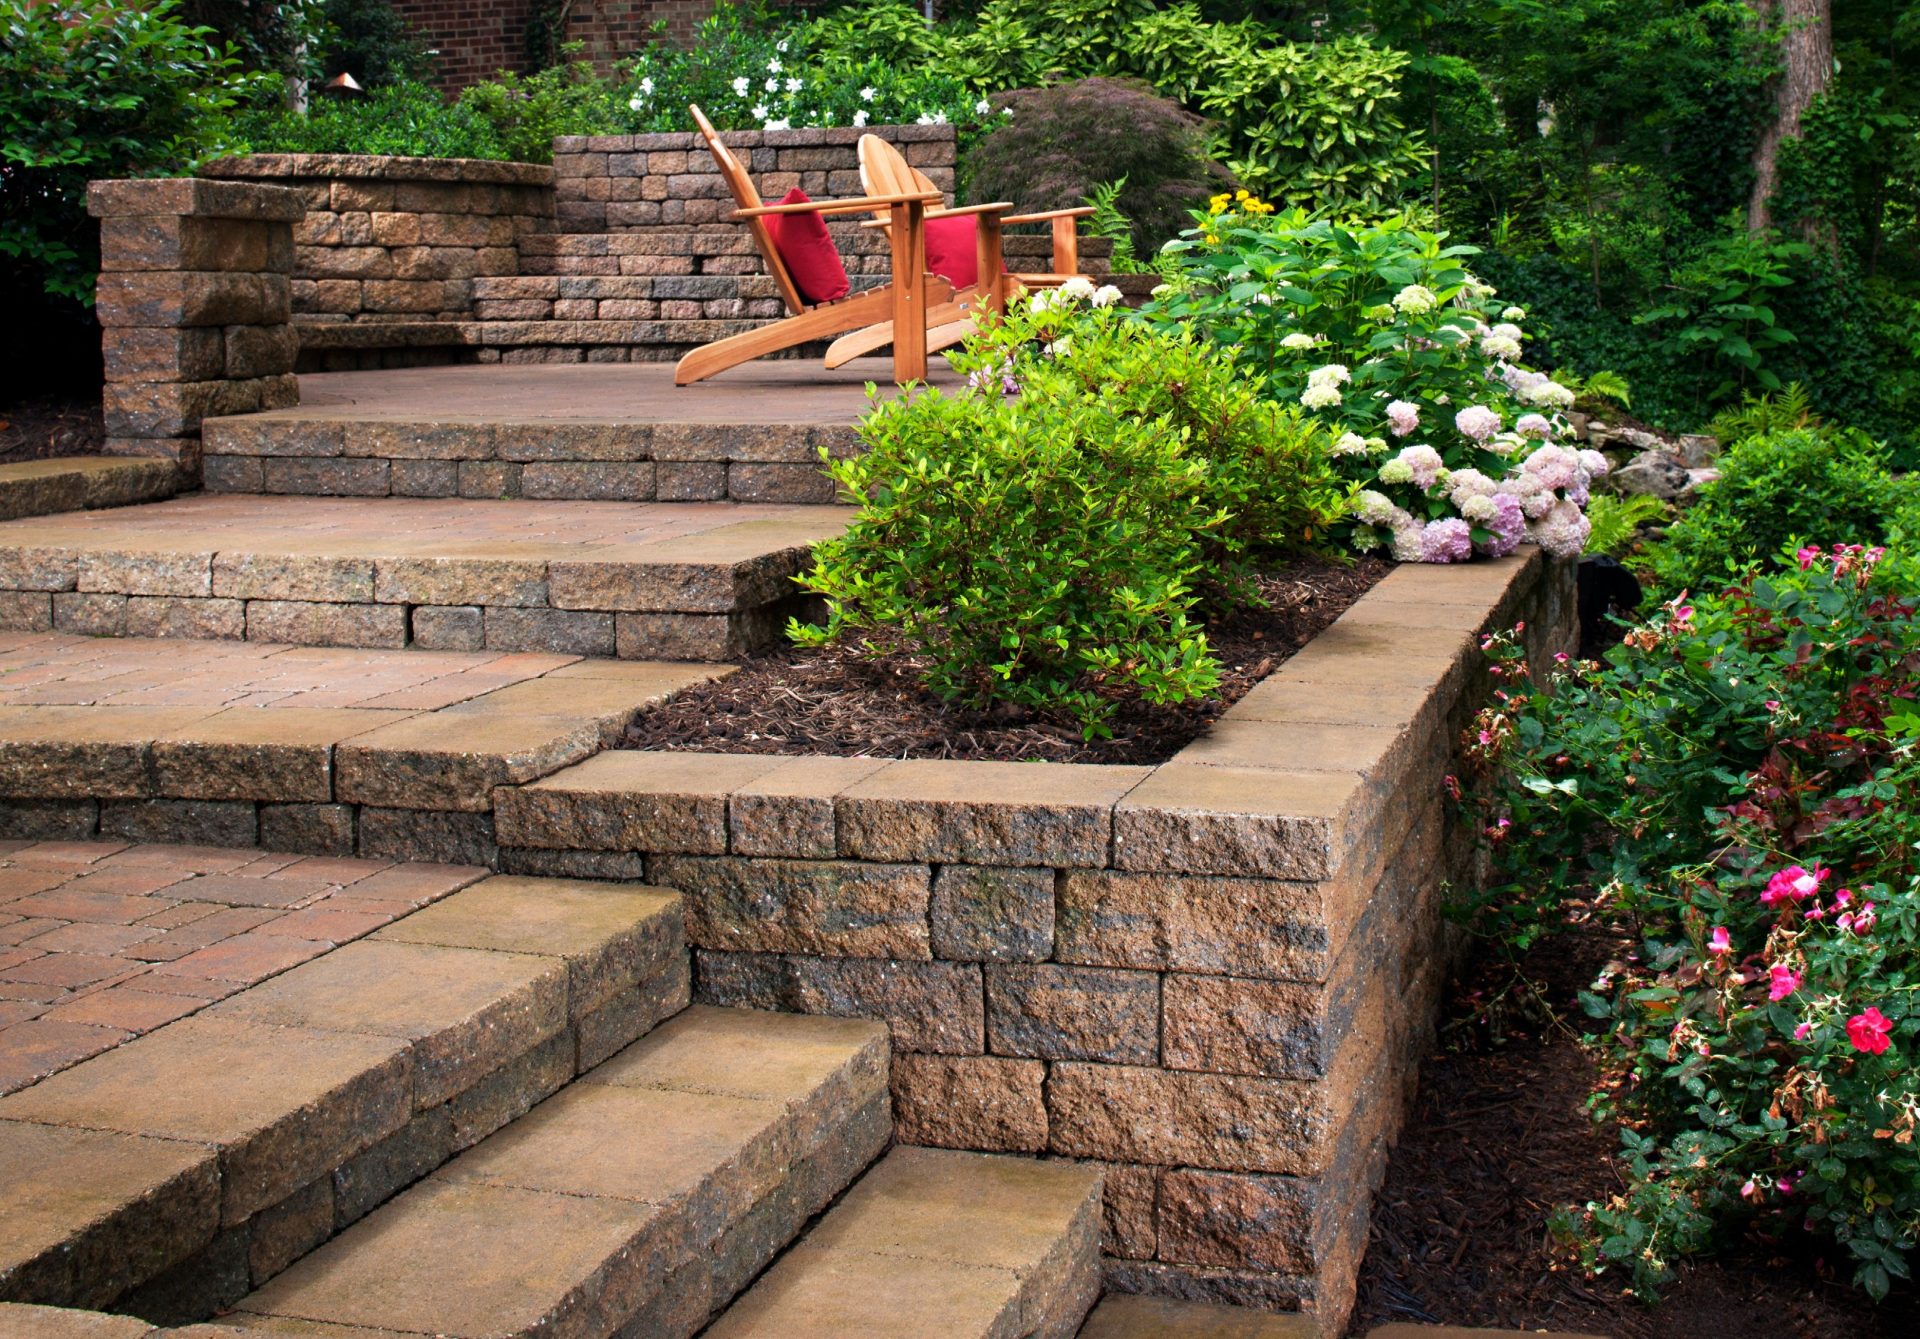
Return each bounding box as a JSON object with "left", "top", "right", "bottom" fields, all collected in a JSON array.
[
  {"left": 1346, "top": 912, "right": 1920, "bottom": 1338},
  {"left": 624, "top": 557, "right": 1390, "bottom": 766},
  {"left": 0, "top": 395, "right": 104, "bottom": 464}
]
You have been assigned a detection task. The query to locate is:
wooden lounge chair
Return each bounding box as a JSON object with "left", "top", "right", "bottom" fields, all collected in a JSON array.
[
  {"left": 821, "top": 133, "right": 1096, "bottom": 369},
  {"left": 674, "top": 106, "right": 975, "bottom": 386}
]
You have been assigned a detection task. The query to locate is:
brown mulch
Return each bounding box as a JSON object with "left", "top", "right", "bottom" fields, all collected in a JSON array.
[
  {"left": 1346, "top": 917, "right": 1920, "bottom": 1338},
  {"left": 0, "top": 395, "right": 104, "bottom": 464},
  {"left": 623, "top": 557, "right": 1390, "bottom": 766}
]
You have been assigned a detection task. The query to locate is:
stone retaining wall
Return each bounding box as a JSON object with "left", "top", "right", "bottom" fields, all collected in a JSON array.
[
  {"left": 197, "top": 155, "right": 556, "bottom": 328},
  {"left": 88, "top": 179, "right": 308, "bottom": 474},
  {"left": 486, "top": 553, "right": 1580, "bottom": 1330}
]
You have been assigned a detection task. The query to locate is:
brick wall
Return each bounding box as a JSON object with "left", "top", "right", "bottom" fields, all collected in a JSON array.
[{"left": 389, "top": 0, "right": 730, "bottom": 89}]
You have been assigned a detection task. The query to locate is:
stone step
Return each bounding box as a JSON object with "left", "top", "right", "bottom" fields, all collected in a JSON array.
[
  {"left": 1078, "top": 1294, "right": 1320, "bottom": 1337},
  {"left": 0, "top": 460, "right": 183, "bottom": 525},
  {"left": 706, "top": 1146, "right": 1103, "bottom": 1339},
  {"left": 201, "top": 362, "right": 905, "bottom": 504},
  {"left": 0, "top": 869, "right": 687, "bottom": 1319},
  {"left": 0, "top": 634, "right": 726, "bottom": 861},
  {"left": 0, "top": 494, "right": 849, "bottom": 661},
  {"left": 219, "top": 1004, "right": 890, "bottom": 1338}
]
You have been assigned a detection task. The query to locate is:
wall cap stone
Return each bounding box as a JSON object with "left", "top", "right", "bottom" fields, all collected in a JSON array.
[
  {"left": 552, "top": 123, "right": 957, "bottom": 155},
  {"left": 200, "top": 154, "right": 555, "bottom": 187},
  {"left": 87, "top": 178, "right": 309, "bottom": 222}
]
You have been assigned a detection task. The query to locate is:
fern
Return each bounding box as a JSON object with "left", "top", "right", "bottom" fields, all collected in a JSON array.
[
  {"left": 1551, "top": 366, "right": 1632, "bottom": 410},
  {"left": 1706, "top": 382, "right": 1821, "bottom": 445},
  {"left": 1584, "top": 493, "right": 1668, "bottom": 557},
  {"left": 1084, "top": 177, "right": 1139, "bottom": 273}
]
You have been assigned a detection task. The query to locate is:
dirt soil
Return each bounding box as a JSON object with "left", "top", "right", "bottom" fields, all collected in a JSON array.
[
  {"left": 0, "top": 395, "right": 104, "bottom": 464},
  {"left": 1346, "top": 914, "right": 1920, "bottom": 1338},
  {"left": 624, "top": 557, "right": 1390, "bottom": 766}
]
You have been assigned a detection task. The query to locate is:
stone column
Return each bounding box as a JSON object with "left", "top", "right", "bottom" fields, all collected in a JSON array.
[{"left": 87, "top": 179, "right": 308, "bottom": 475}]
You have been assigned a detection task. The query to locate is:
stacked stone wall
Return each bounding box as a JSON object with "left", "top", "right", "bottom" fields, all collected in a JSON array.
[{"left": 88, "top": 180, "right": 307, "bottom": 475}]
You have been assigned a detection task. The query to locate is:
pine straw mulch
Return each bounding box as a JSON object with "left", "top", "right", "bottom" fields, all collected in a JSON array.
[
  {"left": 1345, "top": 909, "right": 1920, "bottom": 1338},
  {"left": 0, "top": 395, "right": 105, "bottom": 465},
  {"left": 623, "top": 557, "right": 1390, "bottom": 766}
]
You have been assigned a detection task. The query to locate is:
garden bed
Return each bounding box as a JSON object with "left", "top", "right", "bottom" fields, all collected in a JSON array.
[{"left": 622, "top": 557, "right": 1390, "bottom": 765}]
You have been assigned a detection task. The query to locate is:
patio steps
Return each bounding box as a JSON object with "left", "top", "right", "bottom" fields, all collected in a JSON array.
[
  {"left": 0, "top": 872, "right": 687, "bottom": 1317},
  {"left": 218, "top": 1004, "right": 893, "bottom": 1338},
  {"left": 0, "top": 459, "right": 183, "bottom": 525},
  {"left": 0, "top": 493, "right": 848, "bottom": 662}
]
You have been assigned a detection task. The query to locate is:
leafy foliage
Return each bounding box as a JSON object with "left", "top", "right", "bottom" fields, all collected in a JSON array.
[
  {"left": 1583, "top": 491, "right": 1667, "bottom": 557},
  {"left": 792, "top": 287, "right": 1341, "bottom": 733},
  {"left": 1648, "top": 427, "right": 1918, "bottom": 592},
  {"left": 231, "top": 80, "right": 506, "bottom": 160},
  {"left": 1458, "top": 550, "right": 1920, "bottom": 1299},
  {"left": 1632, "top": 219, "right": 1810, "bottom": 405},
  {"left": 316, "top": 0, "right": 432, "bottom": 87},
  {"left": 456, "top": 55, "right": 626, "bottom": 165},
  {"left": 0, "top": 0, "right": 261, "bottom": 306},
  {"left": 961, "top": 79, "right": 1229, "bottom": 256}
]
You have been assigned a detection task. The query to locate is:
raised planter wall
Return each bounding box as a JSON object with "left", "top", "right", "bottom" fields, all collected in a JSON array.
[
  {"left": 197, "top": 155, "right": 556, "bottom": 331},
  {"left": 486, "top": 553, "right": 1580, "bottom": 1329}
]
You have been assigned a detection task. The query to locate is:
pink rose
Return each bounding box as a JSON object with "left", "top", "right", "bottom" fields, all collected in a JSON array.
[
  {"left": 1708, "top": 926, "right": 1732, "bottom": 954},
  {"left": 1768, "top": 965, "right": 1802, "bottom": 1001},
  {"left": 1846, "top": 1008, "right": 1894, "bottom": 1055}
]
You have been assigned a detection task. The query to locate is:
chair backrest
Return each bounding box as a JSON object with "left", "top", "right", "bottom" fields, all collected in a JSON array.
[
  {"left": 857, "top": 134, "right": 946, "bottom": 211},
  {"left": 689, "top": 105, "right": 806, "bottom": 314}
]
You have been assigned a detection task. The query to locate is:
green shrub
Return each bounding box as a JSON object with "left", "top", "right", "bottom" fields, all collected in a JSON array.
[
  {"left": 960, "top": 79, "right": 1230, "bottom": 256},
  {"left": 457, "top": 55, "right": 625, "bottom": 164},
  {"left": 1583, "top": 492, "right": 1667, "bottom": 558},
  {"left": 1, "top": 0, "right": 260, "bottom": 305},
  {"left": 1650, "top": 426, "right": 1916, "bottom": 591},
  {"left": 1459, "top": 550, "right": 1920, "bottom": 1300},
  {"left": 231, "top": 81, "right": 506, "bottom": 160},
  {"left": 792, "top": 286, "right": 1340, "bottom": 734}
]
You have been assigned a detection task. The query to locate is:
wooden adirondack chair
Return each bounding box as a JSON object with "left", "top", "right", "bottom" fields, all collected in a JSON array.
[
  {"left": 673, "top": 106, "right": 976, "bottom": 386},
  {"left": 822, "top": 133, "right": 1096, "bottom": 369}
]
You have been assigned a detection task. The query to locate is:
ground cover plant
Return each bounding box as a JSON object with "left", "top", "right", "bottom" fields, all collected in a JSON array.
[{"left": 790, "top": 282, "right": 1343, "bottom": 736}]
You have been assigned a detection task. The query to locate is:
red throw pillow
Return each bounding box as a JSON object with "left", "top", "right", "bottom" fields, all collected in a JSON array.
[
  {"left": 766, "top": 188, "right": 850, "bottom": 305},
  {"left": 924, "top": 214, "right": 984, "bottom": 291}
]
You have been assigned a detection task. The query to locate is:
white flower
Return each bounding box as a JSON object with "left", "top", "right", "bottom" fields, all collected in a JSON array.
[
  {"left": 639, "top": 76, "right": 654, "bottom": 96},
  {"left": 1028, "top": 290, "right": 1055, "bottom": 314},
  {"left": 1332, "top": 432, "right": 1370, "bottom": 457},
  {"left": 1001, "top": 106, "right": 1014, "bottom": 117},
  {"left": 1479, "top": 334, "right": 1522, "bottom": 361},
  {"left": 776, "top": 39, "right": 789, "bottom": 53},
  {"left": 852, "top": 109, "right": 869, "bottom": 127},
  {"left": 765, "top": 77, "right": 778, "bottom": 92},
  {"left": 915, "top": 113, "right": 933, "bottom": 125},
  {"left": 1279, "top": 332, "right": 1319, "bottom": 350},
  {"left": 975, "top": 99, "right": 992, "bottom": 116},
  {"left": 1392, "top": 284, "right": 1436, "bottom": 315},
  {"left": 1353, "top": 490, "right": 1400, "bottom": 525},
  {"left": 785, "top": 77, "right": 803, "bottom": 94},
  {"left": 1043, "top": 335, "right": 1072, "bottom": 358},
  {"left": 1307, "top": 362, "right": 1350, "bottom": 388},
  {"left": 752, "top": 103, "right": 770, "bottom": 120},
  {"left": 1515, "top": 413, "right": 1553, "bottom": 439},
  {"left": 1502, "top": 306, "right": 1526, "bottom": 321},
  {"left": 1090, "top": 284, "right": 1123, "bottom": 308},
  {"left": 1454, "top": 405, "right": 1502, "bottom": 441},
  {"left": 1491, "top": 322, "right": 1522, "bottom": 341},
  {"left": 764, "top": 119, "right": 790, "bottom": 132},
  {"left": 1300, "top": 383, "right": 1343, "bottom": 410},
  {"left": 732, "top": 76, "right": 751, "bottom": 97},
  {"left": 1058, "top": 276, "right": 1096, "bottom": 302},
  {"left": 1386, "top": 399, "right": 1420, "bottom": 437},
  {"left": 767, "top": 58, "right": 782, "bottom": 73},
  {"left": 860, "top": 86, "right": 877, "bottom": 102},
  {"left": 931, "top": 110, "right": 948, "bottom": 124},
  {"left": 1149, "top": 282, "right": 1173, "bottom": 298},
  {"left": 629, "top": 96, "right": 644, "bottom": 111}
]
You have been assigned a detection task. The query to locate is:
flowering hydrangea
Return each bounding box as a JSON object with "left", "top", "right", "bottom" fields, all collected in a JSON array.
[
  {"left": 1300, "top": 383, "right": 1342, "bottom": 409},
  {"left": 1420, "top": 517, "right": 1473, "bottom": 563},
  {"left": 1528, "top": 498, "right": 1591, "bottom": 559},
  {"left": 1332, "top": 432, "right": 1370, "bottom": 457},
  {"left": 1385, "top": 400, "right": 1420, "bottom": 437},
  {"left": 1454, "top": 405, "right": 1502, "bottom": 442},
  {"left": 1279, "top": 332, "right": 1320, "bottom": 350},
  {"left": 1479, "top": 333, "right": 1522, "bottom": 361},
  {"left": 1391, "top": 284, "right": 1436, "bottom": 315},
  {"left": 1515, "top": 413, "right": 1553, "bottom": 439}
]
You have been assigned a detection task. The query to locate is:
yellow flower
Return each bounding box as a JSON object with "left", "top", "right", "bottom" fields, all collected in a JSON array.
[{"left": 1208, "top": 193, "right": 1231, "bottom": 215}]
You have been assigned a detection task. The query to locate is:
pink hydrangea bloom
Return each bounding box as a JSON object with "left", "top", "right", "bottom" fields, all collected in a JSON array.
[
  {"left": 1454, "top": 405, "right": 1502, "bottom": 442},
  {"left": 1527, "top": 498, "right": 1591, "bottom": 559},
  {"left": 1420, "top": 517, "right": 1473, "bottom": 563},
  {"left": 1846, "top": 1007, "right": 1894, "bottom": 1055},
  {"left": 1708, "top": 926, "right": 1732, "bottom": 954},
  {"left": 1521, "top": 443, "right": 1580, "bottom": 491},
  {"left": 1768, "top": 965, "right": 1802, "bottom": 1001},
  {"left": 1474, "top": 493, "right": 1527, "bottom": 558},
  {"left": 1578, "top": 448, "right": 1610, "bottom": 478},
  {"left": 1498, "top": 472, "right": 1556, "bottom": 519},
  {"left": 1386, "top": 400, "right": 1420, "bottom": 437},
  {"left": 1389, "top": 518, "right": 1427, "bottom": 562},
  {"left": 1515, "top": 413, "right": 1553, "bottom": 439},
  {"left": 1394, "top": 444, "right": 1446, "bottom": 490}
]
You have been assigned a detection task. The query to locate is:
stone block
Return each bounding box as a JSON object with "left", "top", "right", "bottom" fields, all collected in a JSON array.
[
  {"left": 728, "top": 462, "right": 838, "bottom": 504},
  {"left": 244, "top": 600, "right": 407, "bottom": 649},
  {"left": 388, "top": 460, "right": 459, "bottom": 497},
  {"left": 497, "top": 847, "right": 647, "bottom": 881},
  {"left": 519, "top": 462, "right": 656, "bottom": 501},
  {"left": 151, "top": 707, "right": 404, "bottom": 804},
  {"left": 98, "top": 215, "right": 280, "bottom": 274},
  {"left": 1113, "top": 765, "right": 1367, "bottom": 880},
  {"left": 0, "top": 592, "right": 52, "bottom": 630},
  {"left": 223, "top": 325, "right": 301, "bottom": 379},
  {"left": 87, "top": 177, "right": 307, "bottom": 222},
  {"left": 261, "top": 457, "right": 390, "bottom": 496},
  {"left": 496, "top": 750, "right": 783, "bottom": 854},
  {"left": 124, "top": 596, "right": 245, "bottom": 641},
  {"left": 457, "top": 461, "right": 521, "bottom": 497},
  {"left": 987, "top": 964, "right": 1160, "bottom": 1065},
  {"left": 373, "top": 554, "right": 545, "bottom": 607},
  {"left": 657, "top": 462, "right": 727, "bottom": 501},
  {"left": 409, "top": 604, "right": 484, "bottom": 651},
  {"left": 890, "top": 1053, "right": 1047, "bottom": 1153},
  {"left": 836, "top": 760, "right": 1147, "bottom": 868},
  {"left": 443, "top": 1030, "right": 572, "bottom": 1152},
  {"left": 337, "top": 713, "right": 601, "bottom": 813},
  {"left": 101, "top": 327, "right": 225, "bottom": 383},
  {"left": 930, "top": 864, "right": 1055, "bottom": 963},
  {"left": 103, "top": 375, "right": 297, "bottom": 439},
  {"left": 1162, "top": 975, "right": 1334, "bottom": 1079},
  {"left": 52, "top": 592, "right": 128, "bottom": 638},
  {"left": 726, "top": 756, "right": 890, "bottom": 859},
  {"left": 214, "top": 552, "right": 374, "bottom": 603},
  {"left": 332, "top": 1107, "right": 452, "bottom": 1229},
  {"left": 201, "top": 456, "right": 264, "bottom": 493},
  {"left": 694, "top": 950, "right": 984, "bottom": 1055},
  {"left": 1154, "top": 1169, "right": 1323, "bottom": 1275},
  {"left": 356, "top": 806, "right": 496, "bottom": 867},
  {"left": 1045, "top": 1063, "right": 1336, "bottom": 1176},
  {"left": 245, "top": 1176, "right": 333, "bottom": 1285},
  {"left": 481, "top": 607, "right": 614, "bottom": 658},
  {"left": 653, "top": 854, "right": 932, "bottom": 959},
  {"left": 95, "top": 272, "right": 290, "bottom": 328},
  {"left": 258, "top": 802, "right": 356, "bottom": 856}
]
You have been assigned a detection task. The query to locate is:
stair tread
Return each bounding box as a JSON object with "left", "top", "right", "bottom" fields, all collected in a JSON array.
[
  {"left": 229, "top": 1005, "right": 889, "bottom": 1339},
  {"left": 706, "top": 1146, "right": 1103, "bottom": 1339},
  {"left": 0, "top": 873, "right": 684, "bottom": 1312},
  {"left": 1078, "top": 1293, "right": 1321, "bottom": 1337},
  {"left": 0, "top": 458, "right": 181, "bottom": 525}
]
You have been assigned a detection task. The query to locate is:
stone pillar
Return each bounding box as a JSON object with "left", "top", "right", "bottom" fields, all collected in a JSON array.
[{"left": 87, "top": 179, "right": 307, "bottom": 475}]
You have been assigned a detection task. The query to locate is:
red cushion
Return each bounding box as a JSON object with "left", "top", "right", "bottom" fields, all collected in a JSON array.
[
  {"left": 924, "top": 214, "right": 981, "bottom": 291},
  {"left": 766, "top": 188, "right": 850, "bottom": 305}
]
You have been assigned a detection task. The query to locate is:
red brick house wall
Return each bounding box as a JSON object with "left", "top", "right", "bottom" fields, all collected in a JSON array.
[{"left": 391, "top": 0, "right": 730, "bottom": 88}]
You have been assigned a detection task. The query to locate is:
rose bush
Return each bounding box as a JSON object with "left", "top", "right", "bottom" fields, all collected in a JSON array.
[
  {"left": 1457, "top": 543, "right": 1920, "bottom": 1299},
  {"left": 1143, "top": 201, "right": 1626, "bottom": 563}
]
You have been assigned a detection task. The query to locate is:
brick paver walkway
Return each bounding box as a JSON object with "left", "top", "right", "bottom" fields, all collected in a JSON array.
[{"left": 0, "top": 840, "right": 482, "bottom": 1094}]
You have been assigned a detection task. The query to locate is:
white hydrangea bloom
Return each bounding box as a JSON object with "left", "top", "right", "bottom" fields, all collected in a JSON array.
[
  {"left": 1279, "top": 332, "right": 1319, "bottom": 350},
  {"left": 1090, "top": 284, "right": 1123, "bottom": 308},
  {"left": 1058, "top": 276, "right": 1096, "bottom": 302},
  {"left": 1502, "top": 306, "right": 1526, "bottom": 321},
  {"left": 1307, "top": 363, "right": 1350, "bottom": 388},
  {"left": 1332, "top": 432, "right": 1370, "bottom": 457},
  {"left": 1300, "top": 383, "right": 1343, "bottom": 410},
  {"left": 1392, "top": 284, "right": 1436, "bottom": 315}
]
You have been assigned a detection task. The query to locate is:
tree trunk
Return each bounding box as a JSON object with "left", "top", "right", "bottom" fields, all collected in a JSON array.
[{"left": 1747, "top": 0, "right": 1833, "bottom": 232}]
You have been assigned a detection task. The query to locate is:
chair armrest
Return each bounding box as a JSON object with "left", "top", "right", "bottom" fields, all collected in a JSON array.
[
  {"left": 857, "top": 201, "right": 1018, "bottom": 230},
  {"left": 733, "top": 190, "right": 942, "bottom": 219},
  {"left": 1001, "top": 206, "right": 1096, "bottom": 225}
]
